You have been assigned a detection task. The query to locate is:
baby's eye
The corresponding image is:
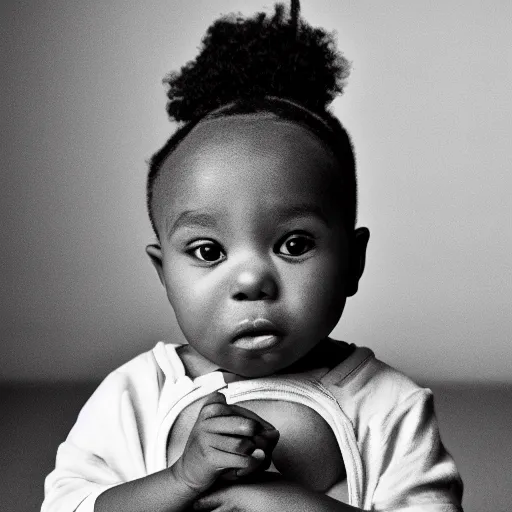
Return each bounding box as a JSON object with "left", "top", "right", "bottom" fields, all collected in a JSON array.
[
  {"left": 277, "top": 233, "right": 315, "bottom": 257},
  {"left": 188, "top": 242, "right": 225, "bottom": 263}
]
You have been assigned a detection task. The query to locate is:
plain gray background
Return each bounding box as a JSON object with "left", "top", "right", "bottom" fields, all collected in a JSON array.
[
  {"left": 1, "top": 1, "right": 511, "bottom": 511},
  {"left": 2, "top": 0, "right": 510, "bottom": 383},
  {"left": 2, "top": 0, "right": 511, "bottom": 383}
]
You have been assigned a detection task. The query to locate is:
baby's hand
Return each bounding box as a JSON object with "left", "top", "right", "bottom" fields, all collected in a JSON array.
[{"left": 171, "top": 391, "right": 279, "bottom": 493}]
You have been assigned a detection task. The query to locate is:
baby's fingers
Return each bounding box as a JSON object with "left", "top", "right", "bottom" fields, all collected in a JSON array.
[
  {"left": 252, "top": 428, "right": 280, "bottom": 460},
  {"left": 210, "top": 433, "right": 256, "bottom": 455},
  {"left": 201, "top": 392, "right": 278, "bottom": 436},
  {"left": 201, "top": 391, "right": 228, "bottom": 411},
  {"left": 198, "top": 393, "right": 236, "bottom": 422},
  {"left": 234, "top": 430, "right": 280, "bottom": 476},
  {"left": 227, "top": 402, "right": 277, "bottom": 433},
  {"left": 203, "top": 415, "right": 261, "bottom": 438},
  {"left": 218, "top": 448, "right": 266, "bottom": 481},
  {"left": 212, "top": 448, "right": 265, "bottom": 483}
]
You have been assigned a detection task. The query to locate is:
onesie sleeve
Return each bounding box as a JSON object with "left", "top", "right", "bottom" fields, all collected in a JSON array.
[
  {"left": 41, "top": 357, "right": 161, "bottom": 512},
  {"left": 371, "top": 389, "right": 463, "bottom": 512}
]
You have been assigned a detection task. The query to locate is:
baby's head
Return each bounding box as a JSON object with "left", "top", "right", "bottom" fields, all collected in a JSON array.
[{"left": 146, "top": 1, "right": 369, "bottom": 377}]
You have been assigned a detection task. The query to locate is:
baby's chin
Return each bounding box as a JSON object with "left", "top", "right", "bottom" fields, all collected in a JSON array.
[
  {"left": 232, "top": 339, "right": 336, "bottom": 378},
  {"left": 220, "top": 361, "right": 284, "bottom": 380},
  {"left": 220, "top": 353, "right": 307, "bottom": 380},
  {"left": 221, "top": 368, "right": 276, "bottom": 382},
  {"left": 187, "top": 334, "right": 328, "bottom": 379}
]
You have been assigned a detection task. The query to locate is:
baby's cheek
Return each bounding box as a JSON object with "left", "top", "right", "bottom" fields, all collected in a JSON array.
[
  {"left": 170, "top": 281, "right": 218, "bottom": 330},
  {"left": 288, "top": 270, "right": 345, "bottom": 327}
]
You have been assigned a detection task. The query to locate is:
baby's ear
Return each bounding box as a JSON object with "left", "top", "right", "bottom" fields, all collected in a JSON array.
[
  {"left": 146, "top": 244, "right": 165, "bottom": 287},
  {"left": 346, "top": 227, "right": 370, "bottom": 297}
]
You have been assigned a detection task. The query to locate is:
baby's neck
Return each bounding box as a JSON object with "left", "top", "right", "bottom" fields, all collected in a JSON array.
[{"left": 177, "top": 338, "right": 351, "bottom": 382}]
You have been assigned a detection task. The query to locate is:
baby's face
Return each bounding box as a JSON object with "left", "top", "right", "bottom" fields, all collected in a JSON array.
[{"left": 147, "top": 115, "right": 367, "bottom": 377}]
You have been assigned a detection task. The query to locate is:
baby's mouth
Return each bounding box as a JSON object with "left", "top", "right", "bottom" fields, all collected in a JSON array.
[{"left": 231, "top": 319, "right": 283, "bottom": 352}]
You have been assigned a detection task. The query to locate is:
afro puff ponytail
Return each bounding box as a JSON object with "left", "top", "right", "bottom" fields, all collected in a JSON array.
[
  {"left": 164, "top": 0, "right": 350, "bottom": 122},
  {"left": 148, "top": 1, "right": 357, "bottom": 238}
]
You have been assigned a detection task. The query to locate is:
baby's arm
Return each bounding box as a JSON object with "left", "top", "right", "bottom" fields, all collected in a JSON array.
[
  {"left": 94, "top": 466, "right": 199, "bottom": 512},
  {"left": 194, "top": 473, "right": 362, "bottom": 512},
  {"left": 94, "top": 392, "right": 279, "bottom": 512}
]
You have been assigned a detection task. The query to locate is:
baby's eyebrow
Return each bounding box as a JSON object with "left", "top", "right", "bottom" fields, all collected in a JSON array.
[
  {"left": 166, "top": 203, "right": 330, "bottom": 239},
  {"left": 271, "top": 203, "right": 330, "bottom": 227},
  {"left": 166, "top": 209, "right": 220, "bottom": 238}
]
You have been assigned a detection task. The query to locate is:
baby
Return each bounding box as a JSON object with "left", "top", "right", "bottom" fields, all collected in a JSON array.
[{"left": 42, "top": 2, "right": 464, "bottom": 511}]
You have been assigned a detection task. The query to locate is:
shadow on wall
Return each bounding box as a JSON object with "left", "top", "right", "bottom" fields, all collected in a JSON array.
[{"left": 1, "top": 382, "right": 511, "bottom": 512}]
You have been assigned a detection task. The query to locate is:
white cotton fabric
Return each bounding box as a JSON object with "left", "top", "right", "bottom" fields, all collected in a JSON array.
[{"left": 41, "top": 342, "right": 463, "bottom": 512}]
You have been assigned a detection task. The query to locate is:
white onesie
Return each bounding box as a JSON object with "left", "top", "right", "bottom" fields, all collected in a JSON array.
[{"left": 42, "top": 341, "right": 463, "bottom": 511}]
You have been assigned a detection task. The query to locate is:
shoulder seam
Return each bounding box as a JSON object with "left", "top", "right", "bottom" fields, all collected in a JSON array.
[{"left": 334, "top": 350, "right": 374, "bottom": 385}]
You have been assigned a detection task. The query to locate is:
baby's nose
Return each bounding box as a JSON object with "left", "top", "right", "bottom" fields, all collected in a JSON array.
[{"left": 230, "top": 267, "right": 278, "bottom": 301}]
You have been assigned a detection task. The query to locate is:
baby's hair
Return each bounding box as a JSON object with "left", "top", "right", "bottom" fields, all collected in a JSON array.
[{"left": 147, "top": 0, "right": 357, "bottom": 238}]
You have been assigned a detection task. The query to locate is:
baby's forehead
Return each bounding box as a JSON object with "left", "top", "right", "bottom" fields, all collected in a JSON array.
[
  {"left": 161, "top": 115, "right": 339, "bottom": 183},
  {"left": 151, "top": 115, "right": 342, "bottom": 231},
  {"left": 176, "top": 114, "right": 330, "bottom": 159}
]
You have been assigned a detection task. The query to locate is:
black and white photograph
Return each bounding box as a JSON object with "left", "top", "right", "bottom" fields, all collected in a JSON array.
[{"left": 1, "top": 1, "right": 510, "bottom": 511}]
